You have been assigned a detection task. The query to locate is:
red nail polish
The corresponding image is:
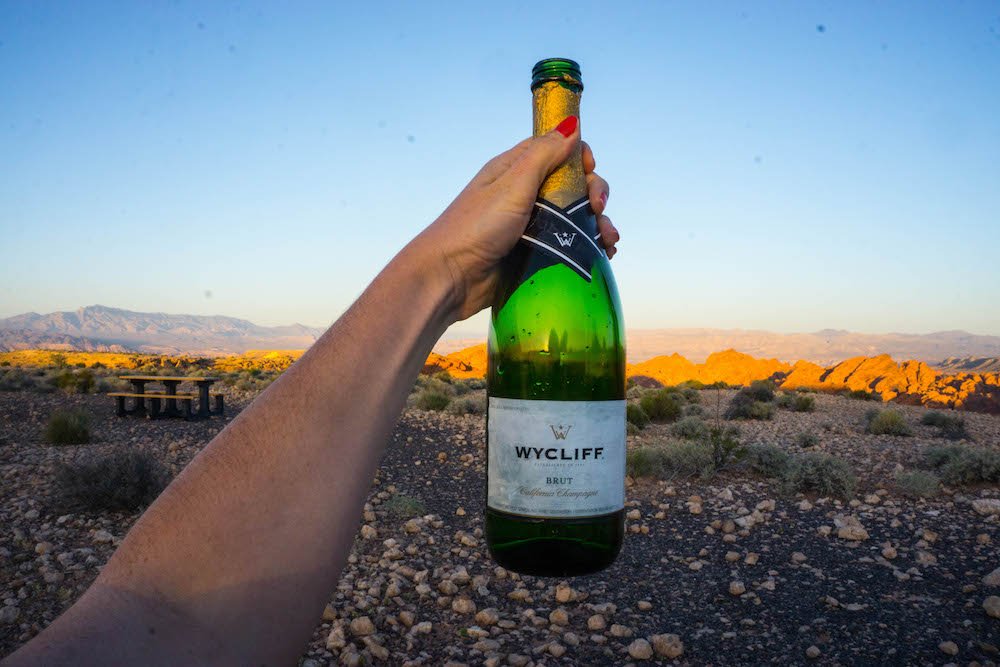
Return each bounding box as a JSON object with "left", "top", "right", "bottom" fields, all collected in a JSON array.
[{"left": 555, "top": 115, "right": 578, "bottom": 137}]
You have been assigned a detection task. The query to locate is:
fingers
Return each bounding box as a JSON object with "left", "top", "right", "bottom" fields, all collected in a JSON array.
[
  {"left": 586, "top": 171, "right": 610, "bottom": 216},
  {"left": 597, "top": 214, "right": 619, "bottom": 259},
  {"left": 582, "top": 141, "right": 596, "bottom": 174},
  {"left": 507, "top": 116, "right": 579, "bottom": 187}
]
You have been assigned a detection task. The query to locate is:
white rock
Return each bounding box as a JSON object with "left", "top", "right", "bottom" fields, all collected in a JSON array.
[
  {"left": 984, "top": 568, "right": 1000, "bottom": 587},
  {"left": 650, "top": 633, "right": 684, "bottom": 658},
  {"left": 972, "top": 499, "right": 1000, "bottom": 516},
  {"left": 833, "top": 515, "right": 869, "bottom": 541},
  {"left": 983, "top": 596, "right": 1000, "bottom": 619}
]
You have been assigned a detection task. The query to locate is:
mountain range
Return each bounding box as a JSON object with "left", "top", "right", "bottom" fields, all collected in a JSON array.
[{"left": 2, "top": 306, "right": 1000, "bottom": 371}]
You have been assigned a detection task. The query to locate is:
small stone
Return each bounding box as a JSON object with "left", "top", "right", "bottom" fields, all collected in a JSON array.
[
  {"left": 452, "top": 597, "right": 476, "bottom": 614},
  {"left": 744, "top": 552, "right": 759, "bottom": 566},
  {"left": 555, "top": 584, "right": 578, "bottom": 603},
  {"left": 791, "top": 552, "right": 808, "bottom": 564},
  {"left": 455, "top": 507, "right": 466, "bottom": 516},
  {"left": 637, "top": 600, "right": 652, "bottom": 611},
  {"left": 438, "top": 580, "right": 459, "bottom": 595},
  {"left": 984, "top": 596, "right": 1000, "bottom": 619},
  {"left": 882, "top": 545, "right": 898, "bottom": 560},
  {"left": 725, "top": 551, "right": 741, "bottom": 563},
  {"left": 627, "top": 509, "right": 641, "bottom": 520},
  {"left": 688, "top": 503, "right": 703, "bottom": 515},
  {"left": 325, "top": 625, "right": 346, "bottom": 650},
  {"left": 983, "top": 568, "right": 1000, "bottom": 587},
  {"left": 412, "top": 621, "right": 433, "bottom": 634},
  {"left": 833, "top": 515, "right": 869, "bottom": 541},
  {"left": 0, "top": 606, "right": 20, "bottom": 625},
  {"left": 864, "top": 494, "right": 881, "bottom": 505},
  {"left": 627, "top": 638, "right": 653, "bottom": 660},
  {"left": 548, "top": 642, "right": 566, "bottom": 657},
  {"left": 549, "top": 608, "right": 569, "bottom": 626},
  {"left": 360, "top": 524, "right": 377, "bottom": 539},
  {"left": 729, "top": 581, "right": 747, "bottom": 596},
  {"left": 916, "top": 550, "right": 937, "bottom": 566},
  {"left": 563, "top": 632, "right": 580, "bottom": 646},
  {"left": 92, "top": 529, "right": 114, "bottom": 544},
  {"left": 34, "top": 542, "right": 52, "bottom": 555},
  {"left": 587, "top": 614, "right": 606, "bottom": 631},
  {"left": 322, "top": 603, "right": 337, "bottom": 622},
  {"left": 364, "top": 637, "right": 389, "bottom": 661},
  {"left": 718, "top": 487, "right": 734, "bottom": 501},
  {"left": 350, "top": 616, "right": 375, "bottom": 636},
  {"left": 399, "top": 610, "right": 415, "bottom": 627},
  {"left": 610, "top": 623, "right": 633, "bottom": 638},
  {"left": 817, "top": 525, "right": 832, "bottom": 538},
  {"left": 688, "top": 560, "right": 703, "bottom": 571},
  {"left": 798, "top": 499, "right": 813, "bottom": 511},
  {"left": 475, "top": 608, "right": 500, "bottom": 626},
  {"left": 938, "top": 641, "right": 959, "bottom": 656},
  {"left": 650, "top": 633, "right": 684, "bottom": 658},
  {"left": 978, "top": 533, "right": 992, "bottom": 545},
  {"left": 973, "top": 499, "right": 1000, "bottom": 516},
  {"left": 507, "top": 654, "right": 529, "bottom": 667},
  {"left": 403, "top": 518, "right": 422, "bottom": 534},
  {"left": 806, "top": 645, "right": 821, "bottom": 659}
]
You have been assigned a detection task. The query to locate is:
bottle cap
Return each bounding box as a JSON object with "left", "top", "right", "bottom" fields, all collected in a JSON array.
[{"left": 531, "top": 58, "right": 583, "bottom": 92}]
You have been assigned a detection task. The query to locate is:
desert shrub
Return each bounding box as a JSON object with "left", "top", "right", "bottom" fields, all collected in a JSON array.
[
  {"left": 707, "top": 425, "right": 743, "bottom": 469},
  {"left": 894, "top": 470, "right": 940, "bottom": 498},
  {"left": 672, "top": 416, "right": 708, "bottom": 441},
  {"left": 446, "top": 395, "right": 485, "bottom": 416},
  {"left": 383, "top": 494, "right": 426, "bottom": 519},
  {"left": 680, "top": 386, "right": 701, "bottom": 404},
  {"left": 924, "top": 444, "right": 1000, "bottom": 485},
  {"left": 746, "top": 380, "right": 776, "bottom": 403},
  {"left": 865, "top": 409, "right": 912, "bottom": 436},
  {"left": 626, "top": 403, "right": 650, "bottom": 430},
  {"left": 45, "top": 410, "right": 91, "bottom": 445},
  {"left": 796, "top": 432, "right": 819, "bottom": 448},
  {"left": 684, "top": 403, "right": 705, "bottom": 417},
  {"left": 55, "top": 449, "right": 169, "bottom": 511},
  {"left": 0, "top": 369, "right": 34, "bottom": 391},
  {"left": 53, "top": 369, "right": 95, "bottom": 394},
  {"left": 415, "top": 389, "right": 451, "bottom": 411},
  {"left": 678, "top": 379, "right": 706, "bottom": 391},
  {"left": 626, "top": 422, "right": 640, "bottom": 436},
  {"left": 775, "top": 392, "right": 794, "bottom": 409},
  {"left": 846, "top": 389, "right": 877, "bottom": 401},
  {"left": 626, "top": 384, "right": 646, "bottom": 400},
  {"left": 781, "top": 452, "right": 857, "bottom": 498},
  {"left": 460, "top": 377, "right": 486, "bottom": 391},
  {"left": 777, "top": 392, "right": 816, "bottom": 412},
  {"left": 627, "top": 441, "right": 715, "bottom": 479},
  {"left": 639, "top": 389, "right": 683, "bottom": 423},
  {"left": 920, "top": 411, "right": 968, "bottom": 440},
  {"left": 49, "top": 353, "right": 68, "bottom": 368},
  {"left": 725, "top": 390, "right": 775, "bottom": 420},
  {"left": 745, "top": 443, "right": 790, "bottom": 478}
]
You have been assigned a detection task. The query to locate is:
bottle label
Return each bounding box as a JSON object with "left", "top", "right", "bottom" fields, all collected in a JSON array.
[
  {"left": 487, "top": 397, "right": 625, "bottom": 518},
  {"left": 520, "top": 196, "right": 604, "bottom": 282}
]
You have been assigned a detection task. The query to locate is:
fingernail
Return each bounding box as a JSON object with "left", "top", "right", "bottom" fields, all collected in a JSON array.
[
  {"left": 600, "top": 191, "right": 608, "bottom": 206},
  {"left": 555, "top": 115, "right": 578, "bottom": 138}
]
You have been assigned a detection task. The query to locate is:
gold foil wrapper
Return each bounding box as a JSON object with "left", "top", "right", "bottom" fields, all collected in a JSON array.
[{"left": 533, "top": 82, "right": 586, "bottom": 208}]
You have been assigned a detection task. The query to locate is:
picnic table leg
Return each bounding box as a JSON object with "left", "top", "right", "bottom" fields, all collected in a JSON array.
[
  {"left": 182, "top": 398, "right": 193, "bottom": 420},
  {"left": 130, "top": 380, "right": 148, "bottom": 416},
  {"left": 115, "top": 395, "right": 127, "bottom": 417},
  {"left": 148, "top": 397, "right": 162, "bottom": 419},
  {"left": 198, "top": 382, "right": 211, "bottom": 418},
  {"left": 213, "top": 394, "right": 224, "bottom": 415},
  {"left": 164, "top": 380, "right": 181, "bottom": 417}
]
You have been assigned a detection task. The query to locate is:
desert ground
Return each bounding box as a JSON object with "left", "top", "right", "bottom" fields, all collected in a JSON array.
[{"left": 2, "top": 380, "right": 1000, "bottom": 666}]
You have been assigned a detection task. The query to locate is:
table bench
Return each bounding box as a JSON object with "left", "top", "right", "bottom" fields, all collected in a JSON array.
[{"left": 114, "top": 376, "right": 224, "bottom": 419}]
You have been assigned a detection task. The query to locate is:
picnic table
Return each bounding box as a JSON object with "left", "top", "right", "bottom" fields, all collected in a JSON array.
[{"left": 110, "top": 375, "right": 223, "bottom": 420}]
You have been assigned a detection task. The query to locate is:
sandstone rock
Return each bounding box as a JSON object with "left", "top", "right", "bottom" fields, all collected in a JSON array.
[
  {"left": 549, "top": 608, "right": 569, "bottom": 626},
  {"left": 92, "top": 529, "right": 114, "bottom": 544},
  {"left": 626, "top": 509, "right": 641, "bottom": 520},
  {"left": 475, "top": 608, "right": 499, "bottom": 626},
  {"left": 610, "top": 623, "right": 633, "bottom": 638},
  {"left": 325, "top": 625, "right": 346, "bottom": 650},
  {"left": 627, "top": 638, "right": 653, "bottom": 660},
  {"left": 322, "top": 603, "right": 337, "bottom": 622},
  {"left": 0, "top": 606, "right": 19, "bottom": 625},
  {"left": 745, "top": 552, "right": 759, "bottom": 565},
  {"left": 984, "top": 568, "right": 1000, "bottom": 587},
  {"left": 555, "top": 584, "right": 578, "bottom": 603},
  {"left": 548, "top": 642, "right": 566, "bottom": 657},
  {"left": 806, "top": 645, "right": 821, "bottom": 659},
  {"left": 973, "top": 499, "right": 1000, "bottom": 516},
  {"left": 650, "top": 633, "right": 684, "bottom": 658},
  {"left": 791, "top": 552, "right": 808, "bottom": 564},
  {"left": 882, "top": 545, "right": 898, "bottom": 560},
  {"left": 984, "top": 596, "right": 1000, "bottom": 619},
  {"left": 350, "top": 616, "right": 375, "bottom": 636},
  {"left": 451, "top": 597, "right": 476, "bottom": 614},
  {"left": 360, "top": 524, "right": 377, "bottom": 539},
  {"left": 587, "top": 614, "right": 606, "bottom": 631},
  {"left": 833, "top": 515, "right": 869, "bottom": 541},
  {"left": 412, "top": 621, "right": 433, "bottom": 634},
  {"left": 938, "top": 640, "right": 959, "bottom": 656},
  {"left": 729, "top": 581, "right": 747, "bottom": 596},
  {"left": 637, "top": 600, "right": 652, "bottom": 611}
]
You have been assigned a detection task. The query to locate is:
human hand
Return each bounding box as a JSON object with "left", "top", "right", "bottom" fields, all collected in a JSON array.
[{"left": 418, "top": 117, "right": 619, "bottom": 322}]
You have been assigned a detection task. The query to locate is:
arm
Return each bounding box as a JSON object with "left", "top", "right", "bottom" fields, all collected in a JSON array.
[{"left": 4, "top": 123, "right": 617, "bottom": 667}]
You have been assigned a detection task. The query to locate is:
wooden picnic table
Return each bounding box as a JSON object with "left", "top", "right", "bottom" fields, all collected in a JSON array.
[{"left": 117, "top": 375, "right": 222, "bottom": 419}]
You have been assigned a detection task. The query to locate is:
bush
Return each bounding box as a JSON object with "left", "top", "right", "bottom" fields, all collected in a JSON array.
[
  {"left": 672, "top": 415, "right": 708, "bottom": 441},
  {"left": 684, "top": 403, "right": 705, "bottom": 417},
  {"left": 924, "top": 444, "right": 1000, "bottom": 485},
  {"left": 55, "top": 450, "right": 169, "bottom": 511},
  {"left": 639, "top": 389, "right": 683, "bottom": 423},
  {"left": 920, "top": 411, "right": 968, "bottom": 440},
  {"left": 446, "top": 395, "right": 485, "bottom": 416},
  {"left": 415, "top": 389, "right": 451, "bottom": 411},
  {"left": 780, "top": 452, "right": 857, "bottom": 498},
  {"left": 894, "top": 470, "right": 940, "bottom": 498},
  {"left": 627, "top": 441, "right": 715, "bottom": 479},
  {"left": 459, "top": 377, "right": 486, "bottom": 391},
  {"left": 383, "top": 494, "right": 426, "bottom": 519},
  {"left": 776, "top": 392, "right": 816, "bottom": 412},
  {"left": 746, "top": 380, "right": 776, "bottom": 403},
  {"left": 626, "top": 403, "right": 650, "bottom": 430},
  {"left": 865, "top": 409, "right": 912, "bottom": 436},
  {"left": 846, "top": 389, "right": 877, "bottom": 401},
  {"left": 745, "top": 443, "right": 790, "bottom": 478},
  {"left": 707, "top": 425, "right": 743, "bottom": 469},
  {"left": 796, "top": 432, "right": 819, "bottom": 448},
  {"left": 45, "top": 409, "right": 91, "bottom": 445},
  {"left": 725, "top": 390, "right": 775, "bottom": 420}
]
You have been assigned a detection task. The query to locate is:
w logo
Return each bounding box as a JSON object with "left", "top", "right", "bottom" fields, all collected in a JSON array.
[
  {"left": 552, "top": 232, "right": 576, "bottom": 247},
  {"left": 549, "top": 424, "right": 572, "bottom": 440}
]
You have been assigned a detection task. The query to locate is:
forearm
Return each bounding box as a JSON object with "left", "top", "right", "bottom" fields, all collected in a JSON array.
[{"left": 6, "top": 237, "right": 456, "bottom": 666}]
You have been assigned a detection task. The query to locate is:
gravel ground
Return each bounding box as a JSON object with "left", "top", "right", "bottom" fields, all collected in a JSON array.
[{"left": 2, "top": 388, "right": 1000, "bottom": 665}]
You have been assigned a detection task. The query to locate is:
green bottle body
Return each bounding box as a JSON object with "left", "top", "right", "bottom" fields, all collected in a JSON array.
[{"left": 485, "top": 60, "right": 626, "bottom": 577}]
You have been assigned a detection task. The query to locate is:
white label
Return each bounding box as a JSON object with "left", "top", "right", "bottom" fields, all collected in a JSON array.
[{"left": 487, "top": 397, "right": 626, "bottom": 518}]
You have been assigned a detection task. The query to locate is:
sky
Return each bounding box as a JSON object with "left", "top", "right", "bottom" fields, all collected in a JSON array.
[{"left": 1, "top": 2, "right": 999, "bottom": 338}]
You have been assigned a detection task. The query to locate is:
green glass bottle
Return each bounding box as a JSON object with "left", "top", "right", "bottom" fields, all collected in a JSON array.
[{"left": 485, "top": 58, "right": 626, "bottom": 577}]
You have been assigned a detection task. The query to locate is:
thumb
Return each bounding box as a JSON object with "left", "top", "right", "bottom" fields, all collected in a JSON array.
[{"left": 511, "top": 115, "right": 579, "bottom": 186}]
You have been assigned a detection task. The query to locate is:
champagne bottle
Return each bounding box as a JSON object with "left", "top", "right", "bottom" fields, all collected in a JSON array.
[{"left": 485, "top": 58, "right": 626, "bottom": 576}]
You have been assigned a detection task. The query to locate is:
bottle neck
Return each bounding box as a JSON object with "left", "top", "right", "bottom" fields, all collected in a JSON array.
[{"left": 533, "top": 82, "right": 585, "bottom": 208}]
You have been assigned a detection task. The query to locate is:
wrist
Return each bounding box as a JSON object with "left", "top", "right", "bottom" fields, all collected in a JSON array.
[{"left": 398, "top": 232, "right": 464, "bottom": 330}]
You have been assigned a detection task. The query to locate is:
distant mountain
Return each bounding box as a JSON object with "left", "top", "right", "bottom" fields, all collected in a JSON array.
[{"left": 0, "top": 305, "right": 324, "bottom": 355}]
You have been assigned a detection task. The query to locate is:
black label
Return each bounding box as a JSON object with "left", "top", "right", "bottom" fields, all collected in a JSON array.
[{"left": 520, "top": 196, "right": 604, "bottom": 282}]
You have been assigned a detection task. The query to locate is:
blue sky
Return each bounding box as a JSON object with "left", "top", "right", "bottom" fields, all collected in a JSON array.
[{"left": 1, "top": 2, "right": 998, "bottom": 337}]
